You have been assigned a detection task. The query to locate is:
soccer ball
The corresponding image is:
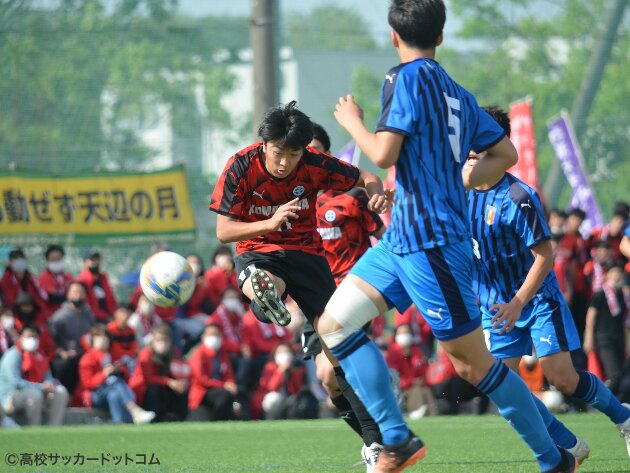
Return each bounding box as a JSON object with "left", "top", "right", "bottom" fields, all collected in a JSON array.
[{"left": 140, "top": 251, "right": 195, "bottom": 307}]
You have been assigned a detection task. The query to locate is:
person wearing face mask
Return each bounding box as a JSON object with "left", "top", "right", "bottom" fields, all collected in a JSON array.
[
  {"left": 129, "top": 324, "right": 189, "bottom": 422},
  {"left": 12, "top": 293, "right": 57, "bottom": 361},
  {"left": 251, "top": 342, "right": 318, "bottom": 420},
  {"left": 187, "top": 324, "right": 237, "bottom": 421},
  {"left": 584, "top": 264, "right": 630, "bottom": 396},
  {"left": 38, "top": 245, "right": 74, "bottom": 314},
  {"left": 204, "top": 245, "right": 239, "bottom": 307},
  {"left": 1, "top": 249, "right": 50, "bottom": 321},
  {"left": 0, "top": 304, "right": 20, "bottom": 357},
  {"left": 207, "top": 288, "right": 251, "bottom": 415},
  {"left": 385, "top": 325, "right": 433, "bottom": 418},
  {"left": 172, "top": 254, "right": 215, "bottom": 353},
  {"left": 76, "top": 249, "right": 117, "bottom": 323},
  {"left": 128, "top": 295, "right": 163, "bottom": 348},
  {"left": 0, "top": 326, "right": 69, "bottom": 425},
  {"left": 49, "top": 282, "right": 95, "bottom": 394},
  {"left": 76, "top": 325, "right": 155, "bottom": 424}
]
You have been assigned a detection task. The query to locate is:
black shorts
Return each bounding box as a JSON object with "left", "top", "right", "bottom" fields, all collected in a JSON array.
[{"left": 235, "top": 250, "right": 337, "bottom": 328}]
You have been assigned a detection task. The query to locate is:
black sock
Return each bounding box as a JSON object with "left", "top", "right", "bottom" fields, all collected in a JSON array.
[{"left": 333, "top": 366, "right": 382, "bottom": 446}]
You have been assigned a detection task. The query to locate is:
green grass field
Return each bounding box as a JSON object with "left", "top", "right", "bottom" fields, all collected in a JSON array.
[{"left": 1, "top": 414, "right": 628, "bottom": 472}]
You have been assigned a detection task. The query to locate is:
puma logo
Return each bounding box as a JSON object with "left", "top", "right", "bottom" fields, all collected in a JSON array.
[
  {"left": 539, "top": 335, "right": 552, "bottom": 346},
  {"left": 426, "top": 308, "right": 443, "bottom": 321},
  {"left": 521, "top": 201, "right": 532, "bottom": 209},
  {"left": 253, "top": 190, "right": 265, "bottom": 199},
  {"left": 385, "top": 73, "right": 396, "bottom": 84}
]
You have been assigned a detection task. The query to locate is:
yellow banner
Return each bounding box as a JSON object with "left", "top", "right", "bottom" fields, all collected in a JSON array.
[{"left": 0, "top": 167, "right": 196, "bottom": 244}]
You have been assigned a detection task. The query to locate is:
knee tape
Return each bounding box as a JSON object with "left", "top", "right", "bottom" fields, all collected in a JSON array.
[{"left": 321, "top": 279, "right": 380, "bottom": 348}]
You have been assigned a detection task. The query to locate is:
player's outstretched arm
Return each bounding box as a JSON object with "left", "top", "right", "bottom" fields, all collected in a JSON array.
[
  {"left": 216, "top": 199, "right": 301, "bottom": 243},
  {"left": 490, "top": 240, "right": 554, "bottom": 334},
  {"left": 355, "top": 168, "right": 392, "bottom": 214},
  {"left": 334, "top": 94, "right": 404, "bottom": 169},
  {"left": 463, "top": 136, "right": 518, "bottom": 190}
]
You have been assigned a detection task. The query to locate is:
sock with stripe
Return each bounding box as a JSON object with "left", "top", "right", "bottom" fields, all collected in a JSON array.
[
  {"left": 329, "top": 331, "right": 408, "bottom": 446},
  {"left": 476, "top": 360, "right": 561, "bottom": 471},
  {"left": 573, "top": 370, "right": 630, "bottom": 424},
  {"left": 531, "top": 393, "right": 577, "bottom": 449}
]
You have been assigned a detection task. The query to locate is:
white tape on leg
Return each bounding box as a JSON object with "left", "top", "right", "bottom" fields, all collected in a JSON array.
[{"left": 320, "top": 279, "right": 380, "bottom": 348}]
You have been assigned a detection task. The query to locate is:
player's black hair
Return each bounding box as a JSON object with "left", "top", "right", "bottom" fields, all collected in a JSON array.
[
  {"left": 613, "top": 201, "right": 629, "bottom": 220},
  {"left": 258, "top": 100, "right": 314, "bottom": 150},
  {"left": 311, "top": 122, "right": 331, "bottom": 152},
  {"left": 482, "top": 106, "right": 511, "bottom": 138},
  {"left": 549, "top": 208, "right": 567, "bottom": 219},
  {"left": 568, "top": 208, "right": 586, "bottom": 220},
  {"left": 45, "top": 244, "right": 65, "bottom": 260},
  {"left": 9, "top": 248, "right": 25, "bottom": 260},
  {"left": 388, "top": 0, "right": 446, "bottom": 50}
]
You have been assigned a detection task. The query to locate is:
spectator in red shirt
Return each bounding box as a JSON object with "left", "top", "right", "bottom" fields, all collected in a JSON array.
[
  {"left": 393, "top": 305, "right": 434, "bottom": 357},
  {"left": 38, "top": 245, "right": 74, "bottom": 314},
  {"left": 106, "top": 304, "right": 138, "bottom": 371},
  {"left": 590, "top": 202, "right": 629, "bottom": 262},
  {"left": 204, "top": 245, "right": 239, "bottom": 308},
  {"left": 76, "top": 249, "right": 117, "bottom": 323},
  {"left": 547, "top": 208, "right": 567, "bottom": 236},
  {"left": 240, "top": 308, "right": 293, "bottom": 390},
  {"left": 584, "top": 240, "right": 613, "bottom": 296},
  {"left": 77, "top": 325, "right": 154, "bottom": 424},
  {"left": 129, "top": 324, "right": 189, "bottom": 422},
  {"left": 172, "top": 254, "right": 215, "bottom": 352},
  {"left": 128, "top": 295, "right": 163, "bottom": 348},
  {"left": 385, "top": 324, "right": 432, "bottom": 416},
  {"left": 251, "top": 342, "right": 317, "bottom": 420},
  {"left": 187, "top": 324, "right": 237, "bottom": 421},
  {"left": 12, "top": 293, "right": 57, "bottom": 361},
  {"left": 1, "top": 249, "right": 50, "bottom": 320},
  {"left": 551, "top": 234, "right": 572, "bottom": 303}
]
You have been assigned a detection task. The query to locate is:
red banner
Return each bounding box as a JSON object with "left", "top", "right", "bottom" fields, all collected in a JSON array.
[{"left": 508, "top": 98, "right": 539, "bottom": 191}]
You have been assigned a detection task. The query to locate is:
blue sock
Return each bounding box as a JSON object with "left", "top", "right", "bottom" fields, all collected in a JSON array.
[
  {"left": 476, "top": 360, "right": 561, "bottom": 471},
  {"left": 531, "top": 394, "right": 577, "bottom": 449},
  {"left": 330, "top": 331, "right": 409, "bottom": 446},
  {"left": 574, "top": 370, "right": 630, "bottom": 424}
]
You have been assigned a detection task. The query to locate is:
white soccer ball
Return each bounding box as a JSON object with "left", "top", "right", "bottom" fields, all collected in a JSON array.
[{"left": 140, "top": 251, "right": 195, "bottom": 308}]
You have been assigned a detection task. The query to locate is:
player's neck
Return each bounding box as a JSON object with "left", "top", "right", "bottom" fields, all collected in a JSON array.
[
  {"left": 397, "top": 44, "right": 436, "bottom": 63},
  {"left": 474, "top": 174, "right": 505, "bottom": 191}
]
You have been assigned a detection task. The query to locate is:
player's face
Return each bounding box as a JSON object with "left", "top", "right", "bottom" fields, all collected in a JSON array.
[{"left": 263, "top": 141, "right": 304, "bottom": 178}]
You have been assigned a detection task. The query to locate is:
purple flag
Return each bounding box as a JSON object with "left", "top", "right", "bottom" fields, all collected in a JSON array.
[
  {"left": 547, "top": 111, "right": 603, "bottom": 234},
  {"left": 337, "top": 140, "right": 361, "bottom": 166}
]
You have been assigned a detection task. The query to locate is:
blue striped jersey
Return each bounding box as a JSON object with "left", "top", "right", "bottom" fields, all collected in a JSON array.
[
  {"left": 377, "top": 58, "right": 505, "bottom": 254},
  {"left": 468, "top": 173, "right": 558, "bottom": 308}
]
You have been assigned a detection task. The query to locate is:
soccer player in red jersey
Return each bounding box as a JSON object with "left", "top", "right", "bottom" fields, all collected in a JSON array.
[{"left": 209, "top": 102, "right": 391, "bottom": 468}]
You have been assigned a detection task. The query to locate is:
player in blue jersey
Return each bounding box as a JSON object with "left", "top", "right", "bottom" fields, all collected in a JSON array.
[
  {"left": 315, "top": 1, "right": 577, "bottom": 472},
  {"left": 468, "top": 105, "right": 630, "bottom": 462}
]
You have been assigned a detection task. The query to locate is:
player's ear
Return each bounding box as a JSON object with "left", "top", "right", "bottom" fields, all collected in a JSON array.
[
  {"left": 391, "top": 30, "right": 399, "bottom": 49},
  {"left": 436, "top": 32, "right": 443, "bottom": 47}
]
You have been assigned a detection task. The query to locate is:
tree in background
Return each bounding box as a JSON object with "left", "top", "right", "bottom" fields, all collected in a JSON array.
[
  {"left": 285, "top": 4, "right": 376, "bottom": 51},
  {"left": 0, "top": 0, "right": 243, "bottom": 174}
]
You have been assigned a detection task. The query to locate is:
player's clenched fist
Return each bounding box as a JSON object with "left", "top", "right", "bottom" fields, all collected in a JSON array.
[
  {"left": 267, "top": 198, "right": 301, "bottom": 232},
  {"left": 368, "top": 193, "right": 392, "bottom": 214}
]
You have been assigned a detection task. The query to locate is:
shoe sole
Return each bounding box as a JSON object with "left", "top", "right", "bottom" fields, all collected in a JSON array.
[
  {"left": 393, "top": 445, "right": 427, "bottom": 473},
  {"left": 250, "top": 270, "right": 291, "bottom": 326},
  {"left": 576, "top": 450, "right": 590, "bottom": 465}
]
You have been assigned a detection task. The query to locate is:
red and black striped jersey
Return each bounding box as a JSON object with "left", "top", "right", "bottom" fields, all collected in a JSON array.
[
  {"left": 316, "top": 188, "right": 384, "bottom": 284},
  {"left": 210, "top": 143, "right": 360, "bottom": 256}
]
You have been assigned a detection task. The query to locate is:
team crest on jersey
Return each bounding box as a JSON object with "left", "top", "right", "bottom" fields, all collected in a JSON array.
[
  {"left": 324, "top": 210, "right": 336, "bottom": 222},
  {"left": 486, "top": 205, "right": 497, "bottom": 225},
  {"left": 292, "top": 185, "right": 305, "bottom": 197}
]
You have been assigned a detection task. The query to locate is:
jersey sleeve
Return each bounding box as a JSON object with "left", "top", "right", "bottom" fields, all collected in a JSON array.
[
  {"left": 309, "top": 151, "right": 360, "bottom": 192},
  {"left": 347, "top": 188, "right": 384, "bottom": 235},
  {"left": 509, "top": 183, "right": 550, "bottom": 248},
  {"left": 625, "top": 225, "right": 630, "bottom": 238},
  {"left": 376, "top": 66, "right": 420, "bottom": 136},
  {"left": 471, "top": 106, "right": 506, "bottom": 153},
  {"left": 209, "top": 155, "right": 248, "bottom": 219}
]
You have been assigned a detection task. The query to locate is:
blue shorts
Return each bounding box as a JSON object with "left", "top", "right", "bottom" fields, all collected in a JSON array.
[
  {"left": 482, "top": 290, "right": 581, "bottom": 359},
  {"left": 350, "top": 239, "right": 481, "bottom": 341}
]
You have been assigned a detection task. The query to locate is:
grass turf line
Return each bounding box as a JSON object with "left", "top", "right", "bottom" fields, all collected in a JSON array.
[{"left": 0, "top": 414, "right": 627, "bottom": 472}]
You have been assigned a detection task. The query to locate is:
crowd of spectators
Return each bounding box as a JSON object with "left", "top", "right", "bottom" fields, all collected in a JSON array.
[{"left": 0, "top": 201, "right": 628, "bottom": 427}]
